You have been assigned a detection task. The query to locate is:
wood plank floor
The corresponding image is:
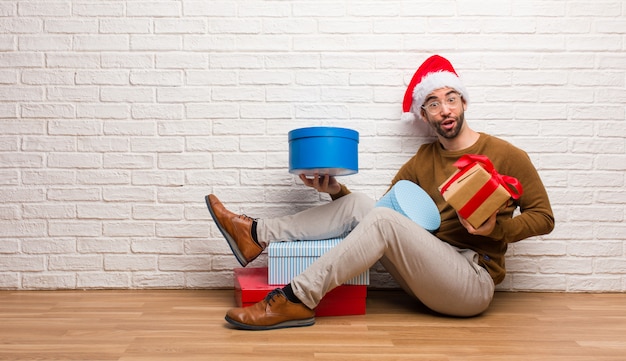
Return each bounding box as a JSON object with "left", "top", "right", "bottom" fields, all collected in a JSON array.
[{"left": 0, "top": 289, "right": 625, "bottom": 361}]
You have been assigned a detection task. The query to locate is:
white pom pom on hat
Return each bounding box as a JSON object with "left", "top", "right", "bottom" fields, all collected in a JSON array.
[{"left": 402, "top": 55, "right": 468, "bottom": 121}]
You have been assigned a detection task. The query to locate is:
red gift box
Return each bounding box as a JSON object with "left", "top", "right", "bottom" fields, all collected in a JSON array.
[
  {"left": 439, "top": 154, "right": 523, "bottom": 228},
  {"left": 234, "top": 267, "right": 366, "bottom": 317}
]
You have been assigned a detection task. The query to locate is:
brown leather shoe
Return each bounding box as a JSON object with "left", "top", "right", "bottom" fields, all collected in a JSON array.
[
  {"left": 205, "top": 194, "right": 263, "bottom": 267},
  {"left": 225, "top": 288, "right": 315, "bottom": 330}
]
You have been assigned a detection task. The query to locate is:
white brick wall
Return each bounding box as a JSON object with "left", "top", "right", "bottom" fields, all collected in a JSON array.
[{"left": 0, "top": 0, "right": 624, "bottom": 292}]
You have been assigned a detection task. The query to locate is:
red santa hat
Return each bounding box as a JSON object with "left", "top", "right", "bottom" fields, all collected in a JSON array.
[{"left": 401, "top": 55, "right": 468, "bottom": 122}]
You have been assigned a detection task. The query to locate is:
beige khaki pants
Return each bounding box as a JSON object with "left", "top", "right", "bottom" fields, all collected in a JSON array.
[{"left": 257, "top": 192, "right": 495, "bottom": 317}]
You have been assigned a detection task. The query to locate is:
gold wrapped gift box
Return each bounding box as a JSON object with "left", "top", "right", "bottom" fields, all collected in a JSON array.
[{"left": 439, "top": 155, "right": 523, "bottom": 229}]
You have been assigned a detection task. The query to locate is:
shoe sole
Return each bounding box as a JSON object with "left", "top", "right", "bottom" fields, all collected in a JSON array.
[
  {"left": 205, "top": 195, "right": 249, "bottom": 267},
  {"left": 224, "top": 315, "right": 315, "bottom": 331}
]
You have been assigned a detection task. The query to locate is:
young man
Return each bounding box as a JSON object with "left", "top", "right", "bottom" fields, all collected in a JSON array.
[{"left": 206, "top": 55, "right": 554, "bottom": 330}]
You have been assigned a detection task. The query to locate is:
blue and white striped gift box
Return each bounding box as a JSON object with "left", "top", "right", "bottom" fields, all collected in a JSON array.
[{"left": 267, "top": 237, "right": 369, "bottom": 285}]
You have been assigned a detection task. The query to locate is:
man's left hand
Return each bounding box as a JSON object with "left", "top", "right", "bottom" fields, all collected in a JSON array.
[{"left": 458, "top": 210, "right": 498, "bottom": 237}]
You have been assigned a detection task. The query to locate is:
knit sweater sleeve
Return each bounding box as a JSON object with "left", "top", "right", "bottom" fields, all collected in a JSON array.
[
  {"left": 487, "top": 149, "right": 555, "bottom": 243},
  {"left": 329, "top": 183, "right": 351, "bottom": 200}
]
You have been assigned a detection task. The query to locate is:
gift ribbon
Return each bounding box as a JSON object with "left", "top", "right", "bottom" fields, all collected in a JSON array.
[{"left": 440, "top": 154, "right": 523, "bottom": 220}]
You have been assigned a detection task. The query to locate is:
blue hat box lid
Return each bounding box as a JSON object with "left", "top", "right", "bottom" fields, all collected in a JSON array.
[
  {"left": 288, "top": 126, "right": 359, "bottom": 176},
  {"left": 375, "top": 180, "right": 441, "bottom": 232}
]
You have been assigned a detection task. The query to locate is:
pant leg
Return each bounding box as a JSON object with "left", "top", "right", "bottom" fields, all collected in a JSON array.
[
  {"left": 256, "top": 192, "right": 375, "bottom": 247},
  {"left": 291, "top": 207, "right": 495, "bottom": 317}
]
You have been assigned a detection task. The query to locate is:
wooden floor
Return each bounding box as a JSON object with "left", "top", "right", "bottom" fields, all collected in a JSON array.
[{"left": 0, "top": 290, "right": 625, "bottom": 361}]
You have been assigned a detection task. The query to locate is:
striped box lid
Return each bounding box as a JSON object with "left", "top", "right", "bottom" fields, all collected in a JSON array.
[
  {"left": 268, "top": 237, "right": 369, "bottom": 285},
  {"left": 268, "top": 237, "right": 345, "bottom": 257}
]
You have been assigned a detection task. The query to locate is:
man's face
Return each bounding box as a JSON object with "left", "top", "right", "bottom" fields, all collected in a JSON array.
[{"left": 421, "top": 87, "right": 466, "bottom": 139}]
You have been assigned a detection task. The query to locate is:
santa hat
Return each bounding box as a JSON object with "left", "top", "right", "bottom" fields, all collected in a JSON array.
[{"left": 401, "top": 55, "right": 468, "bottom": 122}]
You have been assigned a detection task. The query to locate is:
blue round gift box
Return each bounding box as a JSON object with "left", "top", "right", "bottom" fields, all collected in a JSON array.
[
  {"left": 375, "top": 180, "right": 441, "bottom": 232},
  {"left": 288, "top": 126, "right": 359, "bottom": 176}
]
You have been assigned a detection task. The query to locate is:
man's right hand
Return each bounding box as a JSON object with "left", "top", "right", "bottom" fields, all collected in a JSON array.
[{"left": 299, "top": 173, "right": 341, "bottom": 195}]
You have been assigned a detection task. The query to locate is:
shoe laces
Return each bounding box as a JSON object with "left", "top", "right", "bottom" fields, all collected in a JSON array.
[
  {"left": 238, "top": 214, "right": 257, "bottom": 222},
  {"left": 264, "top": 288, "right": 285, "bottom": 305}
]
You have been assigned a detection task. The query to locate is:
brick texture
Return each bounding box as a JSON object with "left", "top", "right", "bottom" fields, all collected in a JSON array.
[{"left": 0, "top": 0, "right": 624, "bottom": 291}]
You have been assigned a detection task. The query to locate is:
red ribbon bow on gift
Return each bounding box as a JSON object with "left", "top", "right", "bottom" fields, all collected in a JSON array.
[{"left": 440, "top": 154, "right": 523, "bottom": 220}]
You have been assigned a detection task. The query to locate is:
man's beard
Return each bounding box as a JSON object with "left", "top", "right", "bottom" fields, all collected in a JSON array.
[{"left": 430, "top": 112, "right": 465, "bottom": 139}]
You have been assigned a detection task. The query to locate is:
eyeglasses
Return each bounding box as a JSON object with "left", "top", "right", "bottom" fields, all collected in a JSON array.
[{"left": 421, "top": 94, "right": 462, "bottom": 115}]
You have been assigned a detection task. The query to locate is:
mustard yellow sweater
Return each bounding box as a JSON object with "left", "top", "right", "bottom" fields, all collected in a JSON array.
[{"left": 333, "top": 133, "right": 554, "bottom": 284}]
